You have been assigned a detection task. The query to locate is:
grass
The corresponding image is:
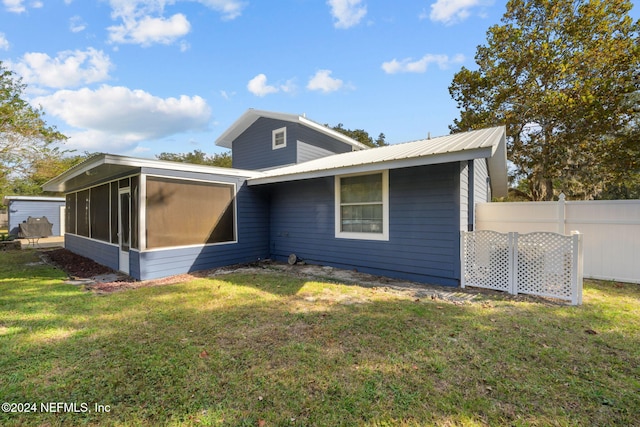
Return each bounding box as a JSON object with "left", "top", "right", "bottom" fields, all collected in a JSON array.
[{"left": 1, "top": 251, "right": 639, "bottom": 426}]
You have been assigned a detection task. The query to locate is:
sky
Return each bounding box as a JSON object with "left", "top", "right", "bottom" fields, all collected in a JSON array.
[{"left": 2, "top": 1, "right": 637, "bottom": 159}]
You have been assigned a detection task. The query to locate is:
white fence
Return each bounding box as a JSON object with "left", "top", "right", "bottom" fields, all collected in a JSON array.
[
  {"left": 461, "top": 230, "right": 584, "bottom": 305},
  {"left": 476, "top": 196, "right": 640, "bottom": 284}
]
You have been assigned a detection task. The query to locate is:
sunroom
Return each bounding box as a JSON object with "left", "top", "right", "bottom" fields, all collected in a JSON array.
[{"left": 43, "top": 154, "right": 269, "bottom": 280}]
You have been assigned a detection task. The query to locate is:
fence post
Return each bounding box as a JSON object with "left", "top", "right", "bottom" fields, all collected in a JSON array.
[
  {"left": 460, "top": 232, "right": 466, "bottom": 289},
  {"left": 558, "top": 193, "right": 566, "bottom": 234},
  {"left": 508, "top": 232, "right": 518, "bottom": 295},
  {"left": 571, "top": 231, "right": 584, "bottom": 305}
]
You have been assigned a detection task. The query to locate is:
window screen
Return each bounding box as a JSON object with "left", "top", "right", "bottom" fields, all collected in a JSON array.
[
  {"left": 76, "top": 189, "right": 90, "bottom": 237},
  {"left": 146, "top": 177, "right": 235, "bottom": 249},
  {"left": 90, "top": 184, "right": 111, "bottom": 242},
  {"left": 65, "top": 193, "right": 76, "bottom": 235},
  {"left": 110, "top": 182, "right": 118, "bottom": 244}
]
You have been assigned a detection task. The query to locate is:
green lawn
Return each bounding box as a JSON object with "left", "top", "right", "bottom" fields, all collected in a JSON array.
[{"left": 1, "top": 250, "right": 639, "bottom": 426}]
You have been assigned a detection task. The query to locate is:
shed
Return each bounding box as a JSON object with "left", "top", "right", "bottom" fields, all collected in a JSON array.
[{"left": 2, "top": 196, "right": 66, "bottom": 237}]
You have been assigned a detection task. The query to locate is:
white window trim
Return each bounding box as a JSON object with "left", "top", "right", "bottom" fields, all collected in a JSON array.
[
  {"left": 335, "top": 170, "right": 389, "bottom": 241},
  {"left": 272, "top": 127, "right": 287, "bottom": 150}
]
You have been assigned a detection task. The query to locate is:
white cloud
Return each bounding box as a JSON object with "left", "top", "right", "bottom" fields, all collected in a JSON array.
[
  {"left": 106, "top": 0, "right": 246, "bottom": 47},
  {"left": 327, "top": 0, "right": 367, "bottom": 29},
  {"left": 247, "top": 74, "right": 298, "bottom": 97},
  {"left": 220, "top": 90, "right": 234, "bottom": 100},
  {"left": 2, "top": 0, "right": 42, "bottom": 12},
  {"left": 429, "top": 0, "right": 485, "bottom": 25},
  {"left": 69, "top": 16, "right": 87, "bottom": 33},
  {"left": 33, "top": 85, "right": 212, "bottom": 151},
  {"left": 108, "top": 13, "right": 191, "bottom": 46},
  {"left": 280, "top": 78, "right": 297, "bottom": 94},
  {"left": 3, "top": 0, "right": 25, "bottom": 13},
  {"left": 247, "top": 74, "right": 278, "bottom": 97},
  {"left": 307, "top": 70, "right": 344, "bottom": 93},
  {"left": 0, "top": 33, "right": 9, "bottom": 50},
  {"left": 8, "top": 48, "right": 113, "bottom": 89},
  {"left": 196, "top": 0, "right": 246, "bottom": 21},
  {"left": 381, "top": 53, "right": 465, "bottom": 74}
]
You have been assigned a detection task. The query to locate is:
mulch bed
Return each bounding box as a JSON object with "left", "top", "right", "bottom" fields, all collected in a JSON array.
[
  {"left": 41, "top": 248, "right": 206, "bottom": 294},
  {"left": 44, "top": 248, "right": 118, "bottom": 279}
]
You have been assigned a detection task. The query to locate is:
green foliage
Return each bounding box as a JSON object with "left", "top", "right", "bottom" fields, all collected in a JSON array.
[
  {"left": 328, "top": 123, "right": 388, "bottom": 147},
  {"left": 0, "top": 62, "right": 68, "bottom": 196},
  {"left": 0, "top": 232, "right": 15, "bottom": 241},
  {"left": 156, "top": 149, "right": 232, "bottom": 168},
  {"left": 4, "top": 152, "right": 89, "bottom": 198},
  {"left": 449, "top": 0, "right": 640, "bottom": 200}
]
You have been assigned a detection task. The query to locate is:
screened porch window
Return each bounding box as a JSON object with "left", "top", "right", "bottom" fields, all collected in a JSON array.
[
  {"left": 335, "top": 171, "right": 389, "bottom": 241},
  {"left": 146, "top": 177, "right": 236, "bottom": 249}
]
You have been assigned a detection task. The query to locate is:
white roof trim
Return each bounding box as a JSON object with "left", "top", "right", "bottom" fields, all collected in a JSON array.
[
  {"left": 215, "top": 109, "right": 369, "bottom": 150},
  {"left": 43, "top": 153, "right": 264, "bottom": 193},
  {"left": 3, "top": 195, "right": 65, "bottom": 205}
]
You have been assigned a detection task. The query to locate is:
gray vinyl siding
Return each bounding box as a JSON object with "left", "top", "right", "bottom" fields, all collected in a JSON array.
[
  {"left": 7, "top": 199, "right": 65, "bottom": 236},
  {"left": 267, "top": 163, "right": 462, "bottom": 286},
  {"left": 65, "top": 233, "right": 120, "bottom": 271},
  {"left": 295, "top": 125, "right": 355, "bottom": 155},
  {"left": 232, "top": 118, "right": 355, "bottom": 170},
  {"left": 297, "top": 141, "right": 337, "bottom": 163}
]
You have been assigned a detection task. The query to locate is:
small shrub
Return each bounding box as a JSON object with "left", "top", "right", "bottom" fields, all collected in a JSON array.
[{"left": 0, "top": 233, "right": 16, "bottom": 242}]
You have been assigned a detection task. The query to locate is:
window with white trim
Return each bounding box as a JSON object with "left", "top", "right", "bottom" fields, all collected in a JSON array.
[
  {"left": 335, "top": 170, "right": 389, "bottom": 241},
  {"left": 272, "top": 127, "right": 287, "bottom": 149}
]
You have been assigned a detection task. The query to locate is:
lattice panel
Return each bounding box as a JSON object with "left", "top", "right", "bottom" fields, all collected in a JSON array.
[
  {"left": 462, "top": 230, "right": 582, "bottom": 304},
  {"left": 463, "top": 230, "right": 512, "bottom": 292},
  {"left": 516, "top": 232, "right": 574, "bottom": 300}
]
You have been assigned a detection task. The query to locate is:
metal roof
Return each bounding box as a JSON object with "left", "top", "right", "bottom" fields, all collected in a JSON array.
[
  {"left": 248, "top": 126, "right": 508, "bottom": 197},
  {"left": 43, "top": 126, "right": 508, "bottom": 197},
  {"left": 215, "top": 109, "right": 369, "bottom": 150}
]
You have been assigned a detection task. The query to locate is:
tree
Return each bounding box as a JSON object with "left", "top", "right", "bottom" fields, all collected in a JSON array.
[
  {"left": 449, "top": 0, "right": 640, "bottom": 200},
  {"left": 8, "top": 151, "right": 89, "bottom": 196},
  {"left": 156, "top": 149, "right": 232, "bottom": 168},
  {"left": 1, "top": 62, "right": 67, "bottom": 195},
  {"left": 328, "top": 123, "right": 388, "bottom": 147}
]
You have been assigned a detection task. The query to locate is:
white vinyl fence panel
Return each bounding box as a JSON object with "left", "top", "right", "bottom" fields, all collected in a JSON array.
[
  {"left": 476, "top": 197, "right": 640, "bottom": 284},
  {"left": 462, "top": 230, "right": 584, "bottom": 305}
]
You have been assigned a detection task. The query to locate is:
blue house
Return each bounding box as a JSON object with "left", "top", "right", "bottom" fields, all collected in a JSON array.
[{"left": 44, "top": 109, "right": 507, "bottom": 286}]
